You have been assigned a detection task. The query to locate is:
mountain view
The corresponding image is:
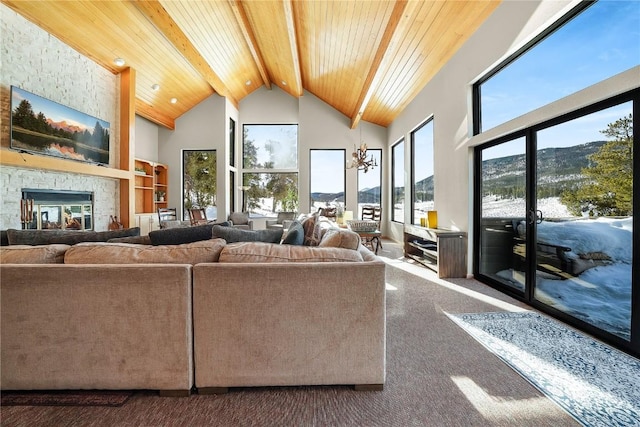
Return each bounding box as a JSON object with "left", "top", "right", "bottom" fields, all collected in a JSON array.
[{"left": 481, "top": 140, "right": 606, "bottom": 199}]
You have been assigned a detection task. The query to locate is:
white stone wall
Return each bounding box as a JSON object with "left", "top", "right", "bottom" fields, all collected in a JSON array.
[{"left": 0, "top": 4, "right": 120, "bottom": 231}]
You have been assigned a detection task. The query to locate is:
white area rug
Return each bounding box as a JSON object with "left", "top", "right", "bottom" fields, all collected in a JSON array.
[{"left": 447, "top": 311, "right": 640, "bottom": 427}]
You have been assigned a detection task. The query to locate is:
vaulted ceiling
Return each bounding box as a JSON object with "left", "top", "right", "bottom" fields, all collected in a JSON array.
[{"left": 2, "top": 0, "right": 500, "bottom": 130}]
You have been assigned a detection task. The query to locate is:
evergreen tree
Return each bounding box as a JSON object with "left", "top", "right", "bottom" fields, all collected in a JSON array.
[
  {"left": 561, "top": 114, "right": 633, "bottom": 216},
  {"left": 183, "top": 151, "right": 217, "bottom": 210},
  {"left": 12, "top": 100, "right": 36, "bottom": 129}
]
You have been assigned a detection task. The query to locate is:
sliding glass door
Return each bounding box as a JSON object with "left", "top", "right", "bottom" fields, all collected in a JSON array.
[
  {"left": 475, "top": 92, "right": 637, "bottom": 355},
  {"left": 533, "top": 102, "right": 633, "bottom": 341},
  {"left": 477, "top": 136, "right": 527, "bottom": 294}
]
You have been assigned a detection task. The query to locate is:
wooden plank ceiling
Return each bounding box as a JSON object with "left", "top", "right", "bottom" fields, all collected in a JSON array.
[{"left": 2, "top": 0, "right": 500, "bottom": 130}]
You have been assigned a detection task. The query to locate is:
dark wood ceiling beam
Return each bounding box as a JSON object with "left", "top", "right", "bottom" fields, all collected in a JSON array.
[
  {"left": 229, "top": 0, "right": 271, "bottom": 90},
  {"left": 284, "top": 0, "right": 302, "bottom": 96},
  {"left": 350, "top": 0, "right": 408, "bottom": 129},
  {"left": 133, "top": 0, "right": 239, "bottom": 108}
]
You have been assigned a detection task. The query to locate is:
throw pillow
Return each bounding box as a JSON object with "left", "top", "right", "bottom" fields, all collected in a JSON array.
[
  {"left": 311, "top": 217, "right": 336, "bottom": 245},
  {"left": 147, "top": 222, "right": 230, "bottom": 246},
  {"left": 212, "top": 225, "right": 283, "bottom": 244},
  {"left": 64, "top": 239, "right": 227, "bottom": 265},
  {"left": 6, "top": 227, "right": 140, "bottom": 246},
  {"left": 218, "top": 241, "right": 364, "bottom": 263},
  {"left": 301, "top": 212, "right": 319, "bottom": 246},
  {"left": 318, "top": 228, "right": 361, "bottom": 250},
  {"left": 0, "top": 244, "right": 70, "bottom": 264},
  {"left": 282, "top": 220, "right": 304, "bottom": 245}
]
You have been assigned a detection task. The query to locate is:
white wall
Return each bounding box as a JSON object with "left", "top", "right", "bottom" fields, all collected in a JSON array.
[
  {"left": 0, "top": 4, "right": 120, "bottom": 231},
  {"left": 157, "top": 94, "right": 227, "bottom": 220},
  {"left": 135, "top": 115, "right": 159, "bottom": 162}
]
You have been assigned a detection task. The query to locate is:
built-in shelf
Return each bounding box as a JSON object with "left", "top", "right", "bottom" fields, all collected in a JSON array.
[{"left": 134, "top": 158, "right": 168, "bottom": 215}]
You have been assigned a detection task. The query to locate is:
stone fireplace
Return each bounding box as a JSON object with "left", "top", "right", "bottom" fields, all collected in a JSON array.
[{"left": 21, "top": 189, "right": 94, "bottom": 230}]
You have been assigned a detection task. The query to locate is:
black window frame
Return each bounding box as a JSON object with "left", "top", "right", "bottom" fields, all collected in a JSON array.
[{"left": 391, "top": 138, "right": 405, "bottom": 223}]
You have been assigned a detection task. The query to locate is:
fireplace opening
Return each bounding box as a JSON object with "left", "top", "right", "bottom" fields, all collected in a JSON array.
[{"left": 21, "top": 189, "right": 94, "bottom": 230}]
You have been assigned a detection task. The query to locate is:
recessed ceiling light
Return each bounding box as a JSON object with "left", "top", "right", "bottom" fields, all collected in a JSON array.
[
  {"left": 170, "top": 98, "right": 177, "bottom": 104},
  {"left": 281, "top": 80, "right": 287, "bottom": 86},
  {"left": 151, "top": 84, "right": 160, "bottom": 91},
  {"left": 114, "top": 58, "right": 125, "bottom": 67},
  {"left": 245, "top": 80, "right": 251, "bottom": 86}
]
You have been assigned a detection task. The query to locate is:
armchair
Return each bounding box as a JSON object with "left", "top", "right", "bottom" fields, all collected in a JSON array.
[
  {"left": 266, "top": 212, "right": 297, "bottom": 231},
  {"left": 228, "top": 212, "right": 253, "bottom": 230}
]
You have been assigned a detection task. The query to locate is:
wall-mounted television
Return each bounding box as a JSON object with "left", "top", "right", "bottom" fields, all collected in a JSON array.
[{"left": 10, "top": 86, "right": 110, "bottom": 166}]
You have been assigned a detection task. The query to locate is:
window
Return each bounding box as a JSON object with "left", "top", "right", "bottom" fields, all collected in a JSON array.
[
  {"left": 242, "top": 124, "right": 298, "bottom": 214},
  {"left": 411, "top": 119, "right": 434, "bottom": 225},
  {"left": 229, "top": 171, "right": 235, "bottom": 211},
  {"left": 474, "top": 1, "right": 640, "bottom": 133},
  {"left": 183, "top": 150, "right": 217, "bottom": 220},
  {"left": 229, "top": 118, "right": 236, "bottom": 167},
  {"left": 392, "top": 139, "right": 405, "bottom": 222},
  {"left": 358, "top": 149, "right": 382, "bottom": 219},
  {"left": 310, "top": 149, "right": 345, "bottom": 212}
]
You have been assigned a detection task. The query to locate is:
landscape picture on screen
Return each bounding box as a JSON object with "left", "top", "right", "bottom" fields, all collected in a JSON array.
[{"left": 10, "top": 86, "right": 110, "bottom": 165}]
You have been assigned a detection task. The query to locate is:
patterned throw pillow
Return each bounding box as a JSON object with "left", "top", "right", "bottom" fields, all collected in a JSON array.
[{"left": 301, "top": 212, "right": 319, "bottom": 246}]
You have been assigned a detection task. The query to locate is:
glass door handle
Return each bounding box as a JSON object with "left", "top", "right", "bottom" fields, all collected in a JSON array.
[{"left": 528, "top": 210, "right": 543, "bottom": 225}]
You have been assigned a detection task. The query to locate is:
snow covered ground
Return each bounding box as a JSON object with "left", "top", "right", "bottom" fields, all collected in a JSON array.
[{"left": 489, "top": 198, "right": 633, "bottom": 340}]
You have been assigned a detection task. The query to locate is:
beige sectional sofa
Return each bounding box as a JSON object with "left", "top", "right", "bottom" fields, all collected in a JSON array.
[{"left": 0, "top": 224, "right": 386, "bottom": 395}]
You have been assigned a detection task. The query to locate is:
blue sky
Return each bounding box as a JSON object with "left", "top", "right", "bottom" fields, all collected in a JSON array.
[
  {"left": 482, "top": 0, "right": 639, "bottom": 147},
  {"left": 11, "top": 86, "right": 110, "bottom": 132}
]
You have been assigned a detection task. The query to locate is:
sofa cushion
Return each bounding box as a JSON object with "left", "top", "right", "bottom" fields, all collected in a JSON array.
[
  {"left": 281, "top": 220, "right": 304, "bottom": 245},
  {"left": 64, "top": 239, "right": 227, "bottom": 265},
  {"left": 219, "top": 241, "right": 364, "bottom": 263},
  {"left": 0, "top": 244, "right": 70, "bottom": 264},
  {"left": 6, "top": 227, "right": 140, "bottom": 246},
  {"left": 318, "top": 228, "right": 361, "bottom": 250},
  {"left": 212, "top": 225, "right": 282, "bottom": 244}
]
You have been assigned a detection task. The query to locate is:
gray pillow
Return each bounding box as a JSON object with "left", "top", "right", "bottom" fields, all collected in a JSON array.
[
  {"left": 282, "top": 220, "right": 304, "bottom": 245},
  {"left": 6, "top": 227, "right": 140, "bottom": 246},
  {"left": 212, "top": 225, "right": 283, "bottom": 244},
  {"left": 150, "top": 223, "right": 210, "bottom": 246},
  {"left": 148, "top": 221, "right": 232, "bottom": 246}
]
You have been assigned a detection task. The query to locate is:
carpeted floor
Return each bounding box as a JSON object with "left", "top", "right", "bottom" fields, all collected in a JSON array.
[
  {"left": 1, "top": 390, "right": 133, "bottom": 407},
  {"left": 1, "top": 240, "right": 580, "bottom": 427}
]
